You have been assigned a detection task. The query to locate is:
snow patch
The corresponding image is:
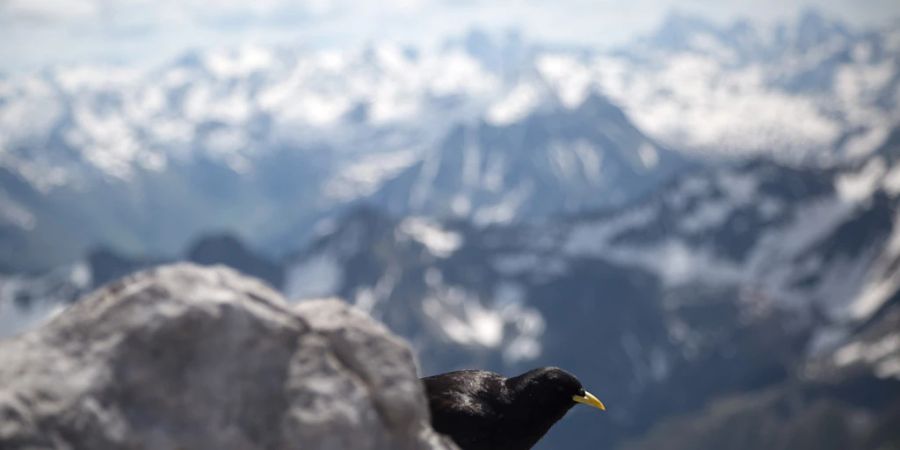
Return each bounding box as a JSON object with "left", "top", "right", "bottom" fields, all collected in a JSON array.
[
  {"left": 637, "top": 143, "right": 659, "bottom": 169},
  {"left": 536, "top": 55, "right": 592, "bottom": 108},
  {"left": 325, "top": 150, "right": 419, "bottom": 201},
  {"left": 204, "top": 46, "right": 275, "bottom": 78},
  {"left": 594, "top": 52, "right": 844, "bottom": 161},
  {"left": 625, "top": 239, "right": 743, "bottom": 287},
  {"left": 0, "top": 190, "right": 36, "bottom": 230},
  {"left": 844, "top": 127, "right": 890, "bottom": 159},
  {"left": 422, "top": 288, "right": 503, "bottom": 348},
  {"left": 399, "top": 218, "right": 463, "bottom": 258},
  {"left": 472, "top": 182, "right": 534, "bottom": 226},
  {"left": 834, "top": 334, "right": 900, "bottom": 379},
  {"left": 419, "top": 278, "right": 543, "bottom": 362},
  {"left": 836, "top": 157, "right": 887, "bottom": 203},
  {"left": 882, "top": 164, "right": 900, "bottom": 195},
  {"left": 564, "top": 206, "right": 658, "bottom": 256},
  {"left": 679, "top": 200, "right": 732, "bottom": 233},
  {"left": 848, "top": 213, "right": 900, "bottom": 320},
  {"left": 486, "top": 83, "right": 543, "bottom": 125},
  {"left": 677, "top": 169, "right": 758, "bottom": 232}
]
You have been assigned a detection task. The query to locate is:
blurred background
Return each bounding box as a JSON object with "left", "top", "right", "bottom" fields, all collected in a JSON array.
[{"left": 2, "top": 0, "right": 900, "bottom": 448}]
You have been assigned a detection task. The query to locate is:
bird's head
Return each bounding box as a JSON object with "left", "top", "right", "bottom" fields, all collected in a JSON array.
[{"left": 508, "top": 367, "right": 606, "bottom": 413}]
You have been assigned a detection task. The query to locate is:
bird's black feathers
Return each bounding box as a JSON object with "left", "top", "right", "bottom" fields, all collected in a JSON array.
[{"left": 422, "top": 367, "right": 589, "bottom": 450}]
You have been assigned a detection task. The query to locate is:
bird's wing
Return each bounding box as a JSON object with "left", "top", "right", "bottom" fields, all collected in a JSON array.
[{"left": 422, "top": 371, "right": 507, "bottom": 449}]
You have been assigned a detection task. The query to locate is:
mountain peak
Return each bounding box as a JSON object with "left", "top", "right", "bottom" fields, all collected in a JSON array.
[
  {"left": 792, "top": 8, "right": 853, "bottom": 49},
  {"left": 442, "top": 26, "right": 530, "bottom": 75}
]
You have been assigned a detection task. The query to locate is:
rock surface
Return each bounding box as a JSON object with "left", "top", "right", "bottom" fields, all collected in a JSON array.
[{"left": 0, "top": 264, "right": 455, "bottom": 450}]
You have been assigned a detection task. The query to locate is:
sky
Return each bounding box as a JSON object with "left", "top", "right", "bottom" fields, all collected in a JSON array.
[{"left": 1, "top": 0, "right": 899, "bottom": 72}]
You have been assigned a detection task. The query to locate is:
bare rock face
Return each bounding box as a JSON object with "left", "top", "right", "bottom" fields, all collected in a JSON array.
[{"left": 0, "top": 264, "right": 456, "bottom": 450}]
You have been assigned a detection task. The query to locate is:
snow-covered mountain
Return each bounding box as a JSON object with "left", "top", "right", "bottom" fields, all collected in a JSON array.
[
  {"left": 1, "top": 10, "right": 898, "bottom": 271},
  {"left": 3, "top": 125, "right": 897, "bottom": 448},
  {"left": 0, "top": 42, "right": 500, "bottom": 270},
  {"left": 1, "top": 132, "right": 898, "bottom": 450},
  {"left": 370, "top": 94, "right": 689, "bottom": 224},
  {"left": 596, "top": 10, "right": 900, "bottom": 162},
  {"left": 0, "top": 8, "right": 899, "bottom": 450},
  {"left": 282, "top": 128, "right": 900, "bottom": 449},
  {"left": 0, "top": 35, "right": 662, "bottom": 271}
]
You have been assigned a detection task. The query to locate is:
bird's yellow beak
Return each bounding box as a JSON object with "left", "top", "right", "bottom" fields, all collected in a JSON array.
[{"left": 572, "top": 391, "right": 606, "bottom": 411}]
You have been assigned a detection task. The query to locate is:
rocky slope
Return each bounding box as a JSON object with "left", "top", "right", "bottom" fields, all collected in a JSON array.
[
  {"left": 0, "top": 264, "right": 455, "bottom": 450},
  {"left": 283, "top": 131, "right": 900, "bottom": 449},
  {"left": 2, "top": 127, "right": 898, "bottom": 449},
  {"left": 620, "top": 298, "right": 900, "bottom": 450}
]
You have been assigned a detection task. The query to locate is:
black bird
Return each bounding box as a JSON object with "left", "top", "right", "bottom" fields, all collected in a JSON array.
[{"left": 421, "top": 367, "right": 606, "bottom": 450}]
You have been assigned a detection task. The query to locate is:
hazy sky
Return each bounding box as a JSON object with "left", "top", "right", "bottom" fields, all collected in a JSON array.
[{"left": 1, "top": 0, "right": 898, "bottom": 71}]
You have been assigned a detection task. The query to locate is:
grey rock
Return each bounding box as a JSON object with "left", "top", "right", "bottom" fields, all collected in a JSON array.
[{"left": 0, "top": 263, "right": 456, "bottom": 450}]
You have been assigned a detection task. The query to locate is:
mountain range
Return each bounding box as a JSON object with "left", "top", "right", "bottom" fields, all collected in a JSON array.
[
  {"left": 1, "top": 10, "right": 899, "bottom": 270},
  {"left": 1, "top": 9, "right": 899, "bottom": 450},
  {"left": 283, "top": 127, "right": 900, "bottom": 449},
  {"left": 3, "top": 125, "right": 897, "bottom": 448}
]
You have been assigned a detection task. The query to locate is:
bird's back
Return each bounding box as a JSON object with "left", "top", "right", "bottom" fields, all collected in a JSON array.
[{"left": 421, "top": 370, "right": 511, "bottom": 450}]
